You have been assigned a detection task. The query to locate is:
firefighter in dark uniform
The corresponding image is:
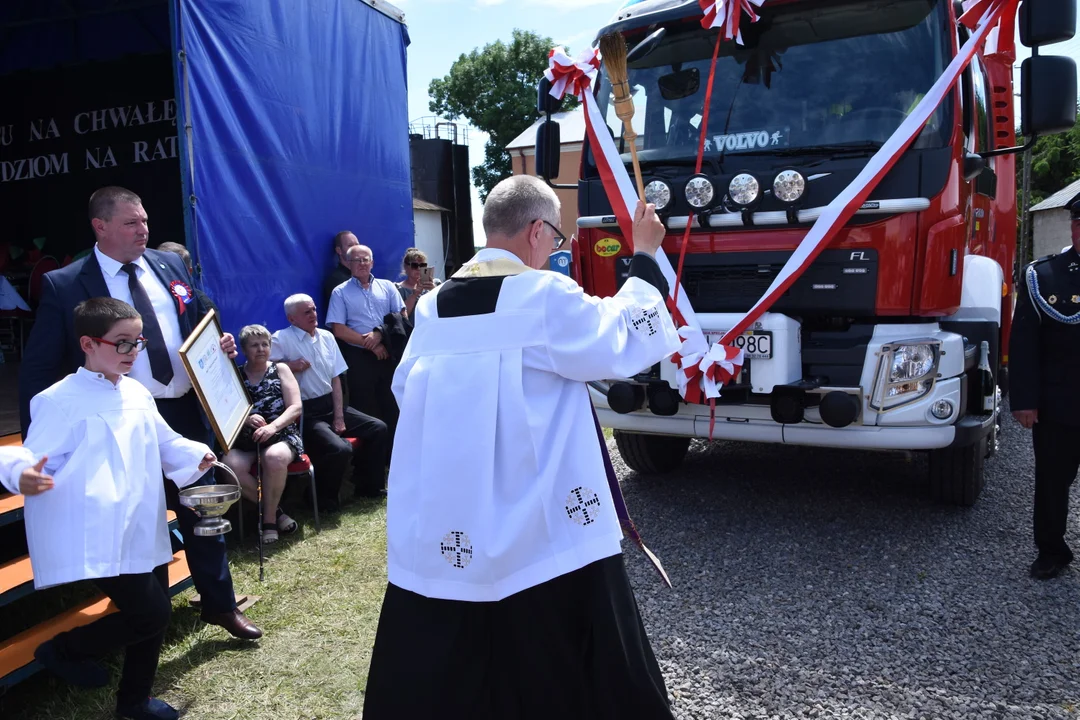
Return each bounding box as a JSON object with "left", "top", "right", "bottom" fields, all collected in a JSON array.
[{"left": 1009, "top": 198, "right": 1080, "bottom": 580}]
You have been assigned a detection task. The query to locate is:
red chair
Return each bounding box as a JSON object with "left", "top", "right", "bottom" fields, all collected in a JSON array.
[{"left": 239, "top": 454, "right": 320, "bottom": 536}]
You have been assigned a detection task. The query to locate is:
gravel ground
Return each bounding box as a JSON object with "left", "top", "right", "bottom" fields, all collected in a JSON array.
[{"left": 614, "top": 405, "right": 1080, "bottom": 720}]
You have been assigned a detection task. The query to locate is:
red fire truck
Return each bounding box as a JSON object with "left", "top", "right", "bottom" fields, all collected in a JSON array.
[{"left": 535, "top": 0, "right": 1077, "bottom": 504}]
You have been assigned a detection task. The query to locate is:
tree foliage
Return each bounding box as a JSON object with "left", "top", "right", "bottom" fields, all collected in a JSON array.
[
  {"left": 429, "top": 29, "right": 579, "bottom": 202},
  {"left": 1017, "top": 111, "right": 1080, "bottom": 210}
]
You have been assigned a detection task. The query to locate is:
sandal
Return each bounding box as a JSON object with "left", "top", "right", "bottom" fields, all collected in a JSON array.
[
  {"left": 276, "top": 506, "right": 298, "bottom": 535},
  {"left": 261, "top": 523, "right": 279, "bottom": 544}
]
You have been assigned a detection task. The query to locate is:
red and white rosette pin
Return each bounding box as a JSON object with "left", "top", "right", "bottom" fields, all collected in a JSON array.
[
  {"left": 169, "top": 280, "right": 194, "bottom": 315},
  {"left": 545, "top": 46, "right": 602, "bottom": 102},
  {"left": 698, "top": 0, "right": 764, "bottom": 43}
]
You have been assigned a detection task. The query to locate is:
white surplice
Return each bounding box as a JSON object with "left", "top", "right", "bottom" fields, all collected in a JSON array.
[
  {"left": 387, "top": 248, "right": 681, "bottom": 602},
  {"left": 0, "top": 368, "right": 210, "bottom": 589}
]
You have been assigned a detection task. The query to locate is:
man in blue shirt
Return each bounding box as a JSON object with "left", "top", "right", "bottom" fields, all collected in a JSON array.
[{"left": 326, "top": 244, "right": 405, "bottom": 438}]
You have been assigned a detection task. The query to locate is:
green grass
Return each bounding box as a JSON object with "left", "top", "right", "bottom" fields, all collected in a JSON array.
[{"left": 1, "top": 499, "right": 388, "bottom": 720}]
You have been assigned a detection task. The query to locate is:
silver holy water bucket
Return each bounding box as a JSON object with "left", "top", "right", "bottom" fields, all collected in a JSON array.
[{"left": 178, "top": 461, "right": 242, "bottom": 536}]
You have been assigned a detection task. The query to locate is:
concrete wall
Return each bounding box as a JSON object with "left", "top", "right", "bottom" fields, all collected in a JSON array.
[
  {"left": 1032, "top": 209, "right": 1072, "bottom": 260},
  {"left": 510, "top": 144, "right": 583, "bottom": 241},
  {"left": 412, "top": 209, "right": 448, "bottom": 281}
]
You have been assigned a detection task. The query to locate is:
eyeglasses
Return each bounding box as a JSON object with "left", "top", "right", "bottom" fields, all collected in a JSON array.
[
  {"left": 91, "top": 336, "right": 148, "bottom": 354},
  {"left": 349, "top": 257, "right": 373, "bottom": 265},
  {"left": 538, "top": 219, "right": 570, "bottom": 251},
  {"left": 407, "top": 262, "right": 428, "bottom": 269}
]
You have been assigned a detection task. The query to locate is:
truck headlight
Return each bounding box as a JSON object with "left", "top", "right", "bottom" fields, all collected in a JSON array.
[
  {"left": 644, "top": 180, "right": 673, "bottom": 211},
  {"left": 871, "top": 341, "right": 940, "bottom": 410},
  {"left": 890, "top": 344, "right": 936, "bottom": 382}
]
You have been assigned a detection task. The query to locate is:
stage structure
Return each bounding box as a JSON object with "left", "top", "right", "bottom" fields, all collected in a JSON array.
[{"left": 0, "top": 0, "right": 413, "bottom": 332}]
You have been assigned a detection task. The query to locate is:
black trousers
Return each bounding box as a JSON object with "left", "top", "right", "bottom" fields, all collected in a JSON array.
[
  {"left": 341, "top": 344, "right": 398, "bottom": 439},
  {"left": 363, "top": 555, "right": 673, "bottom": 720},
  {"left": 1033, "top": 420, "right": 1080, "bottom": 557},
  {"left": 156, "top": 392, "right": 237, "bottom": 615},
  {"left": 54, "top": 564, "right": 171, "bottom": 706},
  {"left": 302, "top": 393, "right": 389, "bottom": 504}
]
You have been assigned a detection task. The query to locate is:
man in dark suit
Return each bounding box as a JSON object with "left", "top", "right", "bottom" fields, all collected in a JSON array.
[
  {"left": 19, "top": 186, "right": 262, "bottom": 639},
  {"left": 1009, "top": 198, "right": 1080, "bottom": 580}
]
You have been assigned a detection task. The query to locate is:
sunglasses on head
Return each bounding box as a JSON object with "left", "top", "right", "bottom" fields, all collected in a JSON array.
[{"left": 407, "top": 262, "right": 428, "bottom": 269}]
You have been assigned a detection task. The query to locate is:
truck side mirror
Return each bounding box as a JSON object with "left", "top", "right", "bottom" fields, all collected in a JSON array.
[
  {"left": 535, "top": 118, "right": 562, "bottom": 180},
  {"left": 537, "top": 77, "right": 563, "bottom": 116},
  {"left": 1020, "top": 0, "right": 1076, "bottom": 47},
  {"left": 1020, "top": 55, "right": 1078, "bottom": 136}
]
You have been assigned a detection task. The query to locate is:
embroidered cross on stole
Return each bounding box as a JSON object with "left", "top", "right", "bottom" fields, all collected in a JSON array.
[{"left": 452, "top": 255, "right": 673, "bottom": 588}]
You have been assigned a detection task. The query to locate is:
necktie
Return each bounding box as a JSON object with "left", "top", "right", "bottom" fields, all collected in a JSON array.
[{"left": 121, "top": 263, "right": 174, "bottom": 386}]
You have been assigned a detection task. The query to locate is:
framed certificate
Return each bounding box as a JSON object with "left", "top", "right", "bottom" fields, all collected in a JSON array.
[{"left": 178, "top": 309, "right": 252, "bottom": 451}]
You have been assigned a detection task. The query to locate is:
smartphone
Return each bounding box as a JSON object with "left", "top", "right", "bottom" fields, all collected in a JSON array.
[{"left": 421, "top": 266, "right": 435, "bottom": 282}]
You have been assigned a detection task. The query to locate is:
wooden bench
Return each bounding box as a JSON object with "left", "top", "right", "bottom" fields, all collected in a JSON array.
[
  {"left": 0, "top": 550, "right": 193, "bottom": 689},
  {"left": 0, "top": 513, "right": 179, "bottom": 609},
  {"left": 0, "top": 492, "right": 23, "bottom": 528}
]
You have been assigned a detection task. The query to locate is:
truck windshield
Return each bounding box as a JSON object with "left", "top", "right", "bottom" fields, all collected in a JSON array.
[{"left": 594, "top": 0, "right": 953, "bottom": 165}]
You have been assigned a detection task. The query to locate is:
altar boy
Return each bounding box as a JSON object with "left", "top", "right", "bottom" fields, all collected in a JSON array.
[{"left": 1, "top": 297, "right": 215, "bottom": 720}]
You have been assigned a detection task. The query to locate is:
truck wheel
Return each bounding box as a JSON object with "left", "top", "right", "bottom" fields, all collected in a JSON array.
[
  {"left": 613, "top": 431, "right": 691, "bottom": 475},
  {"left": 928, "top": 435, "right": 987, "bottom": 506}
]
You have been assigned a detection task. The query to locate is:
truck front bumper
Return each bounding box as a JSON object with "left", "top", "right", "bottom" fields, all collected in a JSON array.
[{"left": 592, "top": 314, "right": 998, "bottom": 452}]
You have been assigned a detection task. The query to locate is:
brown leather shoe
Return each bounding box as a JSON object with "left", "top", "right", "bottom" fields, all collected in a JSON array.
[{"left": 201, "top": 609, "right": 263, "bottom": 639}]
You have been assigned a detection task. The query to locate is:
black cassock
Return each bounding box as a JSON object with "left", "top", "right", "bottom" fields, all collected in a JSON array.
[
  {"left": 1009, "top": 246, "right": 1080, "bottom": 560},
  {"left": 362, "top": 254, "right": 675, "bottom": 720}
]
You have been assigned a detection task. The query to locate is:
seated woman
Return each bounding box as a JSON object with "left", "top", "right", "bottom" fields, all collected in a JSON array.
[
  {"left": 396, "top": 248, "right": 439, "bottom": 315},
  {"left": 223, "top": 324, "right": 304, "bottom": 544}
]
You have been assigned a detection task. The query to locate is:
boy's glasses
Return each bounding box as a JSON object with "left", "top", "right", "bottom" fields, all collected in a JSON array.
[
  {"left": 92, "top": 336, "right": 148, "bottom": 354},
  {"left": 407, "top": 262, "right": 428, "bottom": 269}
]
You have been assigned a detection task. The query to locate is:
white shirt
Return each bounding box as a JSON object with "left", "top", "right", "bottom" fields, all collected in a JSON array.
[
  {"left": 269, "top": 325, "right": 348, "bottom": 401},
  {"left": 387, "top": 248, "right": 681, "bottom": 602},
  {"left": 2, "top": 368, "right": 210, "bottom": 589},
  {"left": 326, "top": 274, "right": 405, "bottom": 344},
  {"left": 94, "top": 246, "right": 191, "bottom": 398}
]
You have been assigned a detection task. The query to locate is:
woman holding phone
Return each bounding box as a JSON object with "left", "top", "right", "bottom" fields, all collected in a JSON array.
[{"left": 396, "top": 248, "right": 439, "bottom": 313}]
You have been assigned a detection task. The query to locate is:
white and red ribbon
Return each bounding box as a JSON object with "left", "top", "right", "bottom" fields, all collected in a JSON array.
[
  {"left": 545, "top": 47, "right": 601, "bottom": 102},
  {"left": 714, "top": 0, "right": 1015, "bottom": 348},
  {"left": 699, "top": 0, "right": 764, "bottom": 43},
  {"left": 545, "top": 47, "right": 714, "bottom": 402},
  {"left": 549, "top": 0, "right": 1014, "bottom": 410}
]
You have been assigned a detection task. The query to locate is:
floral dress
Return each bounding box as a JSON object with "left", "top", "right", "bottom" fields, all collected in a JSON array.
[{"left": 242, "top": 362, "right": 304, "bottom": 460}]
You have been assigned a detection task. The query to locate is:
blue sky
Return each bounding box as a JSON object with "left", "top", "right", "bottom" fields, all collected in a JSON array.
[
  {"left": 393, "top": 0, "right": 1080, "bottom": 246},
  {"left": 397, "top": 0, "right": 620, "bottom": 245}
]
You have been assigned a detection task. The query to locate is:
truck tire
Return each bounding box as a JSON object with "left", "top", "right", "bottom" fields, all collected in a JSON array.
[
  {"left": 613, "top": 431, "right": 691, "bottom": 475},
  {"left": 928, "top": 435, "right": 987, "bottom": 506}
]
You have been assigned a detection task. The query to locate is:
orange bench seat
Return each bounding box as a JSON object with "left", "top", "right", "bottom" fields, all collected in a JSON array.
[{"left": 0, "top": 551, "right": 192, "bottom": 687}]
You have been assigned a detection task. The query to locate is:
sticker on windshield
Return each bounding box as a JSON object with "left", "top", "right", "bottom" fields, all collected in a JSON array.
[{"left": 707, "top": 129, "right": 788, "bottom": 152}]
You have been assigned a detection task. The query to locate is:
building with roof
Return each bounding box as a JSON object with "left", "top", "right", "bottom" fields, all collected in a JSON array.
[
  {"left": 1030, "top": 177, "right": 1080, "bottom": 259},
  {"left": 507, "top": 108, "right": 587, "bottom": 240},
  {"left": 412, "top": 198, "right": 450, "bottom": 281}
]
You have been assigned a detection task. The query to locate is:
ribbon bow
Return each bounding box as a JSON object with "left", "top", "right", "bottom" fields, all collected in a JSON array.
[
  {"left": 674, "top": 326, "right": 745, "bottom": 402},
  {"left": 958, "top": 0, "right": 998, "bottom": 30},
  {"left": 699, "top": 0, "right": 765, "bottom": 43},
  {"left": 545, "top": 46, "right": 602, "bottom": 101}
]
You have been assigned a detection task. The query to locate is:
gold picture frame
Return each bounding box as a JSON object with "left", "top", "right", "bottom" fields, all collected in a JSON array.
[{"left": 178, "top": 309, "right": 252, "bottom": 451}]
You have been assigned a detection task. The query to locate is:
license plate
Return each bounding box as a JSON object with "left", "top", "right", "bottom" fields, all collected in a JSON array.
[{"left": 705, "top": 330, "right": 773, "bottom": 359}]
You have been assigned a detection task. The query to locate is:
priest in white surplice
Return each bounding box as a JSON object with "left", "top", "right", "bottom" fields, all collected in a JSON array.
[{"left": 363, "top": 176, "right": 680, "bottom": 719}]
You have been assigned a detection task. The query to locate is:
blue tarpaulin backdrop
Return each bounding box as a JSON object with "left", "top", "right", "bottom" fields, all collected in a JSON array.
[
  {"left": 173, "top": 0, "right": 413, "bottom": 333},
  {"left": 1, "top": 0, "right": 412, "bottom": 335}
]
